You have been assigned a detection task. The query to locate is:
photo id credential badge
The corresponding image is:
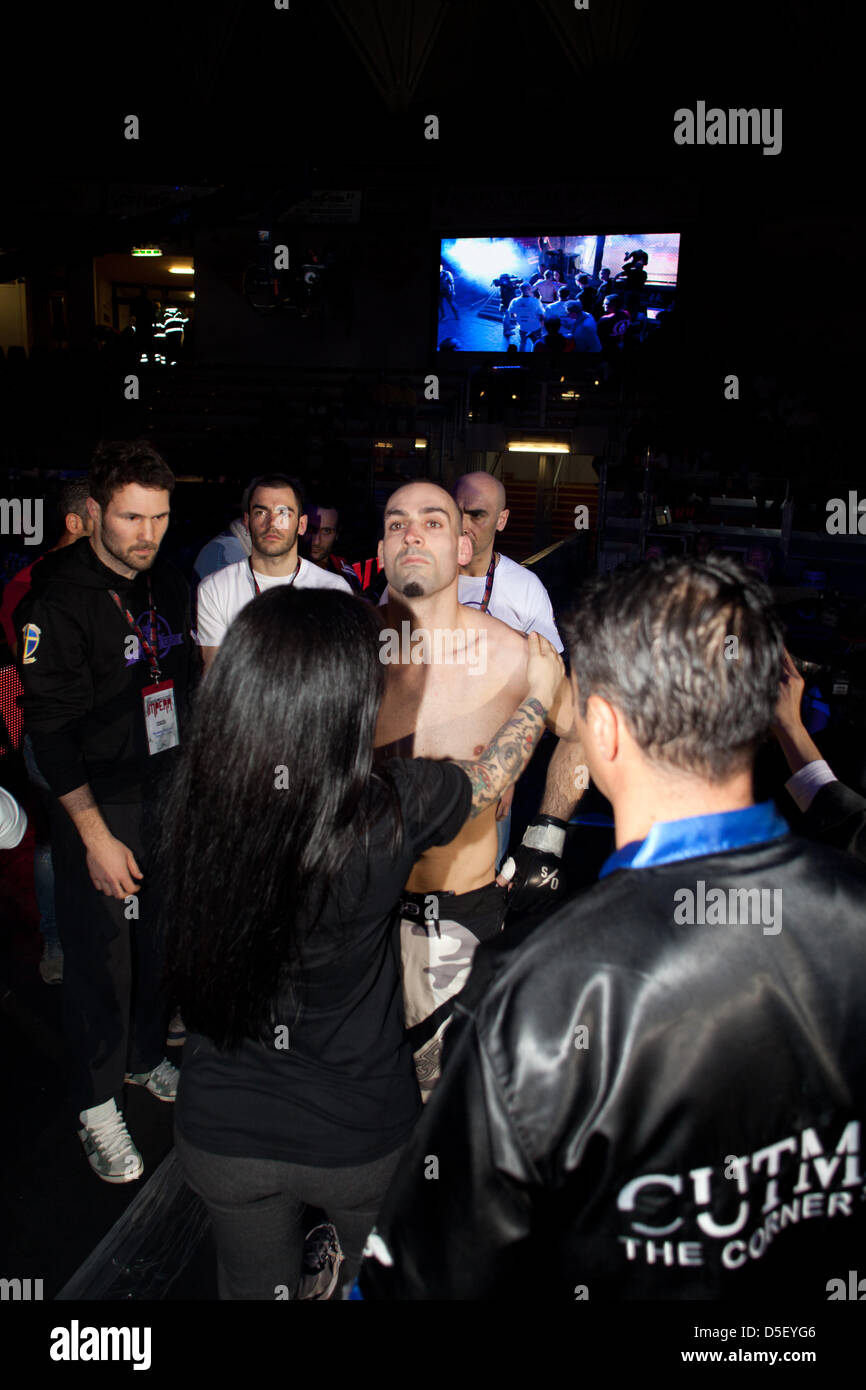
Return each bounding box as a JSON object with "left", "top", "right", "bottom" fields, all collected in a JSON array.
[{"left": 143, "top": 680, "right": 179, "bottom": 755}]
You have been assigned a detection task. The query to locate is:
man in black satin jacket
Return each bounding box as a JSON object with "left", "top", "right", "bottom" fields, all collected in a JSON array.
[{"left": 358, "top": 555, "right": 866, "bottom": 1300}]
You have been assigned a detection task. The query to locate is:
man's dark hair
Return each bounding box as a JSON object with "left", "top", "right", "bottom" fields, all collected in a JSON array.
[
  {"left": 56, "top": 480, "right": 90, "bottom": 525},
  {"left": 88, "top": 439, "right": 175, "bottom": 512},
  {"left": 560, "top": 555, "right": 786, "bottom": 782},
  {"left": 603, "top": 294, "right": 622, "bottom": 309},
  {"left": 244, "top": 473, "right": 305, "bottom": 516},
  {"left": 558, "top": 288, "right": 572, "bottom": 301}
]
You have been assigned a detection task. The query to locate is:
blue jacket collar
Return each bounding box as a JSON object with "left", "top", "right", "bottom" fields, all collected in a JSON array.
[{"left": 599, "top": 801, "right": 790, "bottom": 879}]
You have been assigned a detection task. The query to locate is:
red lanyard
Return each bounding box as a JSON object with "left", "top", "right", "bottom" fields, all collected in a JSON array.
[
  {"left": 479, "top": 553, "right": 496, "bottom": 613},
  {"left": 109, "top": 576, "right": 161, "bottom": 681},
  {"left": 249, "top": 557, "right": 300, "bottom": 596}
]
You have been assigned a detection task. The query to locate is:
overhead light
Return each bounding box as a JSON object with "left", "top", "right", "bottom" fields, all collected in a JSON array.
[
  {"left": 168, "top": 265, "right": 194, "bottom": 275},
  {"left": 414, "top": 438, "right": 427, "bottom": 449},
  {"left": 508, "top": 440, "right": 570, "bottom": 454},
  {"left": 188, "top": 292, "right": 195, "bottom": 299},
  {"left": 132, "top": 247, "right": 162, "bottom": 257},
  {"left": 373, "top": 441, "right": 393, "bottom": 449}
]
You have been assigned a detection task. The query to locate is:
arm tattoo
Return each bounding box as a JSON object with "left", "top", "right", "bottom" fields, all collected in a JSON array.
[{"left": 455, "top": 698, "right": 547, "bottom": 818}]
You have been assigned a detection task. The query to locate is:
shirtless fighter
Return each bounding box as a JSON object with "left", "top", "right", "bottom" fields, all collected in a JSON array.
[{"left": 375, "top": 481, "right": 586, "bottom": 1097}]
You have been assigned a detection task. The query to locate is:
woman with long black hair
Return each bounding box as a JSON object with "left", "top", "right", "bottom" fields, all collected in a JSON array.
[{"left": 159, "top": 587, "right": 563, "bottom": 1299}]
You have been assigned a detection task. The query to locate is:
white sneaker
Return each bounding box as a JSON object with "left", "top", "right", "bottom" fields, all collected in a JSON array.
[
  {"left": 124, "top": 1058, "right": 179, "bottom": 1102},
  {"left": 77, "top": 1103, "right": 143, "bottom": 1184}
]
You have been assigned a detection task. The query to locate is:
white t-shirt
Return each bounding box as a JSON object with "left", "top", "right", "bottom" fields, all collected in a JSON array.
[
  {"left": 544, "top": 299, "right": 574, "bottom": 331},
  {"left": 506, "top": 295, "right": 545, "bottom": 332},
  {"left": 457, "top": 553, "right": 563, "bottom": 651},
  {"left": 196, "top": 554, "right": 352, "bottom": 648},
  {"left": 0, "top": 786, "right": 27, "bottom": 850}
]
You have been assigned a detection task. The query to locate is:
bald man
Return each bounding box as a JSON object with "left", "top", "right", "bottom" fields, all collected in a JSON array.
[
  {"left": 455, "top": 471, "right": 564, "bottom": 867},
  {"left": 375, "top": 481, "right": 585, "bottom": 1097},
  {"left": 454, "top": 472, "right": 562, "bottom": 650}
]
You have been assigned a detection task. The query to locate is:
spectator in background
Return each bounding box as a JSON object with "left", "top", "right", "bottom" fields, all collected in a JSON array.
[
  {"left": 565, "top": 302, "right": 603, "bottom": 353},
  {"left": 773, "top": 648, "right": 866, "bottom": 862},
  {"left": 613, "top": 251, "right": 649, "bottom": 318},
  {"left": 533, "top": 316, "right": 575, "bottom": 354},
  {"left": 454, "top": 470, "right": 565, "bottom": 871},
  {"left": 193, "top": 493, "right": 252, "bottom": 584},
  {"left": 597, "top": 266, "right": 612, "bottom": 298},
  {"left": 439, "top": 264, "right": 459, "bottom": 321},
  {"left": 613, "top": 250, "right": 649, "bottom": 294},
  {"left": 303, "top": 503, "right": 361, "bottom": 591},
  {"left": 6, "top": 482, "right": 96, "bottom": 985},
  {"left": 196, "top": 474, "right": 352, "bottom": 672},
  {"left": 2, "top": 482, "right": 93, "bottom": 652},
  {"left": 597, "top": 294, "right": 631, "bottom": 353},
  {"left": 505, "top": 283, "right": 545, "bottom": 352},
  {"left": 575, "top": 274, "right": 598, "bottom": 317},
  {"left": 543, "top": 286, "right": 574, "bottom": 332}
]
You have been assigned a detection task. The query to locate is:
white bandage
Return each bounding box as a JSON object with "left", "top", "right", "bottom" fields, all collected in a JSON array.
[{"left": 521, "top": 822, "right": 566, "bottom": 858}]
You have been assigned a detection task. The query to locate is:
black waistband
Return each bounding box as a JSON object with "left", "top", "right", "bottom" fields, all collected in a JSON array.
[{"left": 400, "top": 889, "right": 508, "bottom": 934}]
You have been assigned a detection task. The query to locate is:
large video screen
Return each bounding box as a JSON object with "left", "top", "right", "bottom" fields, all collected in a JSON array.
[{"left": 437, "top": 233, "right": 681, "bottom": 354}]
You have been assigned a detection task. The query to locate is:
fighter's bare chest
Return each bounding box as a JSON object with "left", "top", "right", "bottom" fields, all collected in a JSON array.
[{"left": 375, "top": 661, "right": 526, "bottom": 763}]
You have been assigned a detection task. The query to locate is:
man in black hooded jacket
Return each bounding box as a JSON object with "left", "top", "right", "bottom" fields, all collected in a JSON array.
[
  {"left": 16, "top": 440, "right": 196, "bottom": 1183},
  {"left": 358, "top": 555, "right": 866, "bottom": 1300}
]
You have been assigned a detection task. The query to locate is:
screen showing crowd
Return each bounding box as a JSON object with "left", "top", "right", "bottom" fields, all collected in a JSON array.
[{"left": 438, "top": 233, "right": 680, "bottom": 355}]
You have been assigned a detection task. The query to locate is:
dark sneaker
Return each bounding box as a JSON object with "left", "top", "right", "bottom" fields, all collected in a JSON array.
[
  {"left": 298, "top": 1222, "right": 344, "bottom": 1300},
  {"left": 38, "top": 943, "right": 64, "bottom": 984}
]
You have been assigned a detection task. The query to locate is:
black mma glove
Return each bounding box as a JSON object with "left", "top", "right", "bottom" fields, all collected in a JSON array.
[{"left": 498, "top": 814, "right": 567, "bottom": 920}]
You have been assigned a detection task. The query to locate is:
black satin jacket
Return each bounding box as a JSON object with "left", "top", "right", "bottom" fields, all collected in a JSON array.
[{"left": 359, "top": 835, "right": 866, "bottom": 1300}]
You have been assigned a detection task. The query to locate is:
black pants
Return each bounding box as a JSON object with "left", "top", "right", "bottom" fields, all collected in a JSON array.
[
  {"left": 49, "top": 798, "right": 166, "bottom": 1115},
  {"left": 175, "top": 1128, "right": 404, "bottom": 1300}
]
